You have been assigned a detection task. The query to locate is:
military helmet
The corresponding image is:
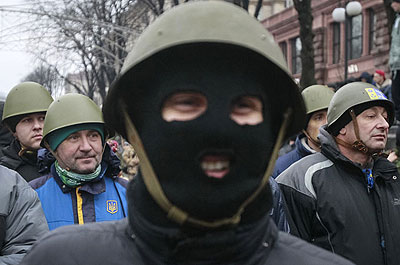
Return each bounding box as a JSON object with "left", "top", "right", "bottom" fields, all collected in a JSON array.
[
  {"left": 104, "top": 0, "right": 306, "bottom": 139},
  {"left": 42, "top": 93, "right": 104, "bottom": 146},
  {"left": 302, "top": 85, "right": 334, "bottom": 115},
  {"left": 2, "top": 82, "right": 53, "bottom": 121},
  {"left": 327, "top": 82, "right": 394, "bottom": 134}
]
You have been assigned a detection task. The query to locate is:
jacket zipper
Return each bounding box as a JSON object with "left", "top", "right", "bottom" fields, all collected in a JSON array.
[{"left": 372, "top": 181, "right": 388, "bottom": 265}]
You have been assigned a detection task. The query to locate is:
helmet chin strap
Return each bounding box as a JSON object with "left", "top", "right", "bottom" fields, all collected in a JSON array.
[
  {"left": 335, "top": 109, "right": 369, "bottom": 154},
  {"left": 302, "top": 129, "right": 321, "bottom": 150},
  {"left": 122, "top": 102, "right": 292, "bottom": 229}
]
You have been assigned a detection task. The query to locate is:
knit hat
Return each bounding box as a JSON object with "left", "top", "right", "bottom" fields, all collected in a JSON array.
[
  {"left": 375, "top": 70, "right": 386, "bottom": 80},
  {"left": 393, "top": 0, "right": 400, "bottom": 3},
  {"left": 47, "top": 123, "right": 104, "bottom": 151}
]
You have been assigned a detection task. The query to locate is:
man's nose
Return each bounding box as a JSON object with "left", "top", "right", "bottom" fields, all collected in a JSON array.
[
  {"left": 79, "top": 136, "right": 92, "bottom": 151},
  {"left": 33, "top": 118, "right": 43, "bottom": 130},
  {"left": 378, "top": 115, "right": 390, "bottom": 130}
]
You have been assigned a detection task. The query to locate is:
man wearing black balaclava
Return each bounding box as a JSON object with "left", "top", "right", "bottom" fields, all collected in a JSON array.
[{"left": 20, "top": 2, "right": 354, "bottom": 265}]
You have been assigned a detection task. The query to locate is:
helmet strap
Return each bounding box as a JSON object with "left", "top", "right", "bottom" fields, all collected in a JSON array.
[
  {"left": 122, "top": 102, "right": 292, "bottom": 229},
  {"left": 302, "top": 129, "right": 321, "bottom": 151},
  {"left": 335, "top": 109, "right": 369, "bottom": 154}
]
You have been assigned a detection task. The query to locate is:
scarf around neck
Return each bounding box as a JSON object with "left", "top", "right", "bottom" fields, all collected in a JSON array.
[{"left": 55, "top": 160, "right": 101, "bottom": 188}]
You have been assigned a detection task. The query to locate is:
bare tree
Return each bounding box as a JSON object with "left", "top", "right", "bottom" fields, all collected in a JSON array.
[
  {"left": 25, "top": 0, "right": 151, "bottom": 104},
  {"left": 293, "top": 0, "right": 316, "bottom": 89},
  {"left": 21, "top": 65, "right": 64, "bottom": 98},
  {"left": 144, "top": 0, "right": 265, "bottom": 19}
]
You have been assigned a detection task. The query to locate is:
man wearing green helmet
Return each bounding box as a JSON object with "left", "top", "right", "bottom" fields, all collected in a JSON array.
[
  {"left": 272, "top": 85, "right": 334, "bottom": 178},
  {"left": 20, "top": 2, "right": 353, "bottom": 265},
  {"left": 0, "top": 82, "right": 54, "bottom": 182},
  {"left": 28, "top": 93, "right": 128, "bottom": 231},
  {"left": 277, "top": 82, "right": 400, "bottom": 265}
]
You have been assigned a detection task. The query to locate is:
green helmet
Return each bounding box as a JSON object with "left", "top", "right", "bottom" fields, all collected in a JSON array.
[
  {"left": 42, "top": 93, "right": 104, "bottom": 146},
  {"left": 327, "top": 82, "right": 394, "bottom": 134},
  {"left": 105, "top": 0, "right": 305, "bottom": 139},
  {"left": 103, "top": 1, "right": 306, "bottom": 229},
  {"left": 302, "top": 85, "right": 334, "bottom": 115},
  {"left": 2, "top": 82, "right": 53, "bottom": 122}
]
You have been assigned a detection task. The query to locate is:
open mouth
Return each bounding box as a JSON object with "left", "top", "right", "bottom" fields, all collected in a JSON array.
[{"left": 199, "top": 152, "right": 233, "bottom": 179}]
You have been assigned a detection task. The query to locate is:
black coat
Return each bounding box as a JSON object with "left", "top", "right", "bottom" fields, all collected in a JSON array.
[
  {"left": 20, "top": 215, "right": 353, "bottom": 265},
  {"left": 277, "top": 127, "right": 400, "bottom": 265},
  {"left": 0, "top": 139, "right": 42, "bottom": 182}
]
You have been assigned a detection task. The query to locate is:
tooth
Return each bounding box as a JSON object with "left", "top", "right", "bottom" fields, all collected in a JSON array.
[{"left": 201, "top": 160, "right": 230, "bottom": 171}]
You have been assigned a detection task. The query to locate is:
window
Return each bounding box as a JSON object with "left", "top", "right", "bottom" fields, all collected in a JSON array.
[
  {"left": 285, "top": 0, "right": 293, "bottom": 8},
  {"left": 369, "top": 9, "right": 377, "bottom": 53},
  {"left": 346, "top": 14, "right": 363, "bottom": 60},
  {"left": 332, "top": 23, "right": 341, "bottom": 64},
  {"left": 279, "top": 41, "right": 287, "bottom": 62},
  {"left": 291, "top": 37, "right": 302, "bottom": 74}
]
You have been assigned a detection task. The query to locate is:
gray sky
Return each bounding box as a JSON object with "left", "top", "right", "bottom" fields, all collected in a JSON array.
[{"left": 0, "top": 0, "right": 34, "bottom": 96}]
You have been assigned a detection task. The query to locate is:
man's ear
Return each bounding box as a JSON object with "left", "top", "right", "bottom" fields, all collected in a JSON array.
[{"left": 339, "top": 127, "right": 346, "bottom": 136}]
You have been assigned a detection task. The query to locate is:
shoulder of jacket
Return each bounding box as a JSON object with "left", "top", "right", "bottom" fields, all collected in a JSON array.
[
  {"left": 272, "top": 232, "right": 354, "bottom": 265},
  {"left": 29, "top": 174, "right": 54, "bottom": 190},
  {"left": 112, "top": 175, "right": 129, "bottom": 188},
  {"left": 0, "top": 166, "right": 27, "bottom": 187},
  {"left": 0, "top": 149, "right": 22, "bottom": 170},
  {"left": 277, "top": 153, "right": 329, "bottom": 181},
  {"left": 276, "top": 153, "right": 333, "bottom": 199}
]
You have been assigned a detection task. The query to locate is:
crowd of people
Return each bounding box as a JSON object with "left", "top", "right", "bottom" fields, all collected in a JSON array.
[{"left": 0, "top": 1, "right": 400, "bottom": 265}]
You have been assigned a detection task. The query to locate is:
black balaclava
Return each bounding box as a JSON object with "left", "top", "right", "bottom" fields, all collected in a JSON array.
[{"left": 122, "top": 44, "right": 282, "bottom": 228}]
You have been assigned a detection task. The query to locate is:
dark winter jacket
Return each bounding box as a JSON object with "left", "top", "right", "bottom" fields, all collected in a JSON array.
[
  {"left": 277, "top": 126, "right": 400, "bottom": 265},
  {"left": 0, "top": 102, "right": 13, "bottom": 152},
  {"left": 29, "top": 145, "right": 128, "bottom": 231},
  {"left": 20, "top": 215, "right": 354, "bottom": 265},
  {"left": 0, "top": 166, "right": 48, "bottom": 265},
  {"left": 0, "top": 139, "right": 42, "bottom": 182},
  {"left": 272, "top": 133, "right": 315, "bottom": 179},
  {"left": 269, "top": 177, "right": 289, "bottom": 232}
]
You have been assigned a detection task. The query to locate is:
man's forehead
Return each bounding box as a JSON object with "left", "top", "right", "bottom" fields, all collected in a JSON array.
[
  {"left": 361, "top": 105, "right": 387, "bottom": 114},
  {"left": 23, "top": 112, "right": 46, "bottom": 118},
  {"left": 69, "top": 129, "right": 99, "bottom": 135}
]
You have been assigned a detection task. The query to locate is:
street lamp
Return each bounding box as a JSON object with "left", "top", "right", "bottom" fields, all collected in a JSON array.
[{"left": 332, "top": 1, "right": 362, "bottom": 81}]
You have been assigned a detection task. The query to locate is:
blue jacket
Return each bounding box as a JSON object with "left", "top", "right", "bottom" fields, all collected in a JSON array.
[
  {"left": 272, "top": 133, "right": 314, "bottom": 179},
  {"left": 30, "top": 147, "right": 128, "bottom": 231}
]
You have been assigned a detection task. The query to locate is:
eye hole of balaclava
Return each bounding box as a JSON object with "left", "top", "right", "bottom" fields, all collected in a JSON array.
[{"left": 161, "top": 92, "right": 264, "bottom": 127}]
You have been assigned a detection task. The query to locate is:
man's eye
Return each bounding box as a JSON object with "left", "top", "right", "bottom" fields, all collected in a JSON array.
[
  {"left": 315, "top": 115, "right": 323, "bottom": 121},
  {"left": 162, "top": 92, "right": 207, "bottom": 122},
  {"left": 231, "top": 97, "right": 260, "bottom": 114},
  {"left": 174, "top": 99, "right": 198, "bottom": 109},
  {"left": 89, "top": 133, "right": 99, "bottom": 139},
  {"left": 68, "top": 135, "right": 79, "bottom": 141}
]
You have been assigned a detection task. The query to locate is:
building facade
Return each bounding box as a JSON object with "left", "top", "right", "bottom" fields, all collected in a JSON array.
[{"left": 262, "top": 0, "right": 391, "bottom": 86}]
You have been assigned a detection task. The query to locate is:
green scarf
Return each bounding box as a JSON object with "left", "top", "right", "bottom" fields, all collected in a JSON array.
[{"left": 55, "top": 160, "right": 101, "bottom": 188}]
